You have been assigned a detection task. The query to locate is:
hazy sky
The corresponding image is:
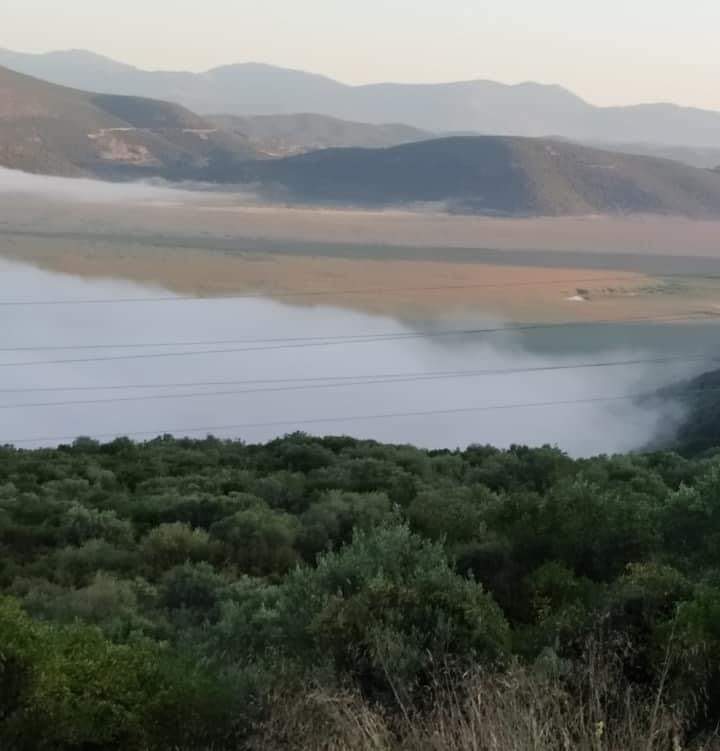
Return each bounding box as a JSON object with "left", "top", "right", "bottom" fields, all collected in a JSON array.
[{"left": 4, "top": 0, "right": 720, "bottom": 108}]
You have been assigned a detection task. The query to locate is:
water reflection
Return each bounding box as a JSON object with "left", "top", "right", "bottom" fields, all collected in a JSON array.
[{"left": 0, "top": 258, "right": 709, "bottom": 456}]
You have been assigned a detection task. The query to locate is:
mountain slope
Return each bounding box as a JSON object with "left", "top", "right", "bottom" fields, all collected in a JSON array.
[
  {"left": 4, "top": 64, "right": 720, "bottom": 220},
  {"left": 236, "top": 136, "right": 720, "bottom": 217},
  {"left": 0, "top": 65, "right": 259, "bottom": 177},
  {"left": 209, "top": 113, "right": 431, "bottom": 156},
  {"left": 4, "top": 50, "right": 720, "bottom": 148},
  {"left": 653, "top": 368, "right": 720, "bottom": 456},
  {"left": 583, "top": 141, "right": 720, "bottom": 170}
]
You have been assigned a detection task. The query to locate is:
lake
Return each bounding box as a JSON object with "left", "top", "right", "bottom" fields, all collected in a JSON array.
[{"left": 0, "top": 257, "right": 716, "bottom": 456}]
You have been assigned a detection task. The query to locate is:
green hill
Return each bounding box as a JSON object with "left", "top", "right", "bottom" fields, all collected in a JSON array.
[
  {"left": 654, "top": 367, "right": 720, "bottom": 455},
  {"left": 0, "top": 65, "right": 260, "bottom": 178},
  {"left": 237, "top": 135, "right": 720, "bottom": 217}
]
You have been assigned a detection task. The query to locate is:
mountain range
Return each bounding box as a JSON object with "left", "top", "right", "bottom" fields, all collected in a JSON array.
[
  {"left": 2, "top": 48, "right": 720, "bottom": 150},
  {"left": 3, "top": 62, "right": 720, "bottom": 218}
]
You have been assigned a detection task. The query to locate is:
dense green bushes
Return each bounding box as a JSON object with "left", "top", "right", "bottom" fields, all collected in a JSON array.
[
  {"left": 0, "top": 598, "right": 247, "bottom": 750},
  {"left": 2, "top": 433, "right": 720, "bottom": 747}
]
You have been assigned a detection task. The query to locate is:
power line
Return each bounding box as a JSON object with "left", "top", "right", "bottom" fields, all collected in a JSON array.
[
  {"left": 0, "top": 274, "right": 674, "bottom": 308},
  {"left": 0, "top": 354, "right": 714, "bottom": 410},
  {"left": 3, "top": 386, "right": 710, "bottom": 447},
  {"left": 0, "top": 311, "right": 716, "bottom": 354},
  {"left": 0, "top": 313, "right": 717, "bottom": 368},
  {"left": 0, "top": 354, "right": 712, "bottom": 410},
  {"left": 0, "top": 353, "right": 710, "bottom": 395}
]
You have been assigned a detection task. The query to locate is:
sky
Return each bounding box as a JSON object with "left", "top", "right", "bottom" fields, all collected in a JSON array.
[{"left": 4, "top": 0, "right": 720, "bottom": 109}]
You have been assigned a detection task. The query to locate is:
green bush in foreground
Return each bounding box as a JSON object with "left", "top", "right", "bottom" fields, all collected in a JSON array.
[
  {"left": 2, "top": 434, "right": 720, "bottom": 747},
  {"left": 0, "top": 598, "right": 246, "bottom": 750}
]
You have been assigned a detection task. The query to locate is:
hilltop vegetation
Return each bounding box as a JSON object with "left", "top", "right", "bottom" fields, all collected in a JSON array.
[
  {"left": 239, "top": 136, "right": 720, "bottom": 217},
  {"left": 3, "top": 432, "right": 720, "bottom": 748},
  {"left": 657, "top": 368, "right": 720, "bottom": 455}
]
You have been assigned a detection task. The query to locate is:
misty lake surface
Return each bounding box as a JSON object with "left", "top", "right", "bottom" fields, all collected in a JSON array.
[{"left": 1, "top": 257, "right": 718, "bottom": 457}]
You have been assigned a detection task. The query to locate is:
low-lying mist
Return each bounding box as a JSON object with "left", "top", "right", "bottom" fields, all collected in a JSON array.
[
  {"left": 0, "top": 258, "right": 706, "bottom": 456},
  {"left": 0, "top": 166, "right": 258, "bottom": 205}
]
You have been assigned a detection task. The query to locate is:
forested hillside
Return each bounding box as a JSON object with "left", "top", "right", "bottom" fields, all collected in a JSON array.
[
  {"left": 659, "top": 368, "right": 720, "bottom": 455},
  {"left": 237, "top": 136, "right": 720, "bottom": 217},
  {"left": 3, "top": 433, "right": 720, "bottom": 749}
]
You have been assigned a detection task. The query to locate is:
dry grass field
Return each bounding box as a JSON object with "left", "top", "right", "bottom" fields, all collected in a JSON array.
[
  {"left": 2, "top": 192, "right": 720, "bottom": 321},
  {"left": 5, "top": 193, "right": 720, "bottom": 256}
]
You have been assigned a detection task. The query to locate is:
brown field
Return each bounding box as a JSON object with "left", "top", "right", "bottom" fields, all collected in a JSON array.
[
  {"left": 2, "top": 192, "right": 720, "bottom": 321},
  {"left": 3, "top": 193, "right": 720, "bottom": 257},
  {"left": 191, "top": 205, "right": 720, "bottom": 257},
  {"left": 3, "top": 232, "right": 720, "bottom": 323}
]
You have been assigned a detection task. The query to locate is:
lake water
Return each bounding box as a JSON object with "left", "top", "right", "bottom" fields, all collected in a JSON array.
[{"left": 0, "top": 257, "right": 716, "bottom": 456}]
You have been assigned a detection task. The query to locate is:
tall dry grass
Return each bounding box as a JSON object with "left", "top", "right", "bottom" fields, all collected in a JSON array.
[{"left": 249, "top": 648, "right": 720, "bottom": 751}]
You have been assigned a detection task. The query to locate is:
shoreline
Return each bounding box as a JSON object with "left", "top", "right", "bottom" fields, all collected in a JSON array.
[
  {"left": 2, "top": 196, "right": 720, "bottom": 322},
  {"left": 2, "top": 233, "right": 717, "bottom": 324}
]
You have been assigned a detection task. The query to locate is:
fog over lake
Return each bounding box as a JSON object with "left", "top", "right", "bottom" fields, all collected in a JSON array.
[{"left": 0, "top": 258, "right": 712, "bottom": 456}]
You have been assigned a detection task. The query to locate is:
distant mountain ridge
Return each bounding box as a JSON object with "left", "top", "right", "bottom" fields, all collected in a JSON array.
[
  {"left": 3, "top": 49, "right": 720, "bottom": 149},
  {"left": 3, "top": 64, "right": 720, "bottom": 220},
  {"left": 0, "top": 65, "right": 260, "bottom": 177}
]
